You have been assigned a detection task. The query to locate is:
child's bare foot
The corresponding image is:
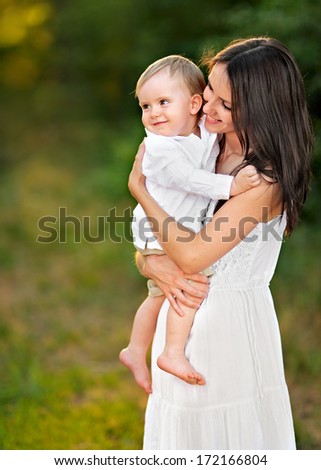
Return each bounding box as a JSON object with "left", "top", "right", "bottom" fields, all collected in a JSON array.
[
  {"left": 157, "top": 352, "right": 206, "bottom": 385},
  {"left": 119, "top": 347, "right": 152, "bottom": 394}
]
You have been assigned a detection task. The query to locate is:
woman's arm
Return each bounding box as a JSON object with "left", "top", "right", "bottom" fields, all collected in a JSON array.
[
  {"left": 129, "top": 144, "right": 282, "bottom": 275},
  {"left": 135, "top": 252, "right": 209, "bottom": 315}
]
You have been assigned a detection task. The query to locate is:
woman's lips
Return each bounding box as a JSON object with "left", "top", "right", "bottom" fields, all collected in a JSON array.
[{"left": 206, "top": 115, "right": 222, "bottom": 124}]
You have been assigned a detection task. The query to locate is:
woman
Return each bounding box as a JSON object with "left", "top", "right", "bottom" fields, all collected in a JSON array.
[{"left": 129, "top": 37, "right": 312, "bottom": 450}]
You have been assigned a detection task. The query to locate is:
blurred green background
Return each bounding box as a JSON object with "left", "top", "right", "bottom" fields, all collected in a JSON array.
[{"left": 0, "top": 0, "right": 320, "bottom": 450}]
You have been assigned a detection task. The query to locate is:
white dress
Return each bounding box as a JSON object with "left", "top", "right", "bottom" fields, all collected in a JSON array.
[{"left": 143, "top": 214, "right": 296, "bottom": 450}]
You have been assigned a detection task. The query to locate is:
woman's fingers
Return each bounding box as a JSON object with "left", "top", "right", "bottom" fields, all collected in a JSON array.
[
  {"left": 174, "top": 288, "right": 201, "bottom": 310},
  {"left": 141, "top": 254, "right": 210, "bottom": 312},
  {"left": 136, "top": 141, "right": 146, "bottom": 159},
  {"left": 175, "top": 277, "right": 209, "bottom": 298},
  {"left": 167, "top": 293, "right": 185, "bottom": 316},
  {"left": 187, "top": 272, "right": 209, "bottom": 285},
  {"left": 128, "top": 151, "right": 146, "bottom": 198}
]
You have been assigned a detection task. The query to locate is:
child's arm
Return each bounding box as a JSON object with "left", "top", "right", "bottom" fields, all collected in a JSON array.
[
  {"left": 143, "top": 136, "right": 259, "bottom": 200},
  {"left": 129, "top": 145, "right": 281, "bottom": 275}
]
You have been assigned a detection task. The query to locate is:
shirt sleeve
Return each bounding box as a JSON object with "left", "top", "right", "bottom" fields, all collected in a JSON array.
[{"left": 142, "top": 135, "right": 233, "bottom": 200}]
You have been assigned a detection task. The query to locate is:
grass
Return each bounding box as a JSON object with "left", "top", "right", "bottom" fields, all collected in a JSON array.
[
  {"left": 0, "top": 116, "right": 320, "bottom": 450},
  {"left": 271, "top": 226, "right": 321, "bottom": 449},
  {"left": 0, "top": 125, "right": 149, "bottom": 449}
]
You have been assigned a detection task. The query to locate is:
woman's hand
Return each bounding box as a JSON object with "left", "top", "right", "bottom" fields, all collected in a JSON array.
[
  {"left": 128, "top": 142, "right": 147, "bottom": 201},
  {"left": 142, "top": 254, "right": 209, "bottom": 316}
]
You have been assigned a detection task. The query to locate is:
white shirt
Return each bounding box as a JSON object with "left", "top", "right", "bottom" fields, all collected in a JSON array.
[{"left": 132, "top": 120, "right": 233, "bottom": 251}]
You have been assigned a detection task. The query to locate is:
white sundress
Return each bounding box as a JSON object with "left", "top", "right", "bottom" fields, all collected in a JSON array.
[{"left": 143, "top": 214, "right": 296, "bottom": 450}]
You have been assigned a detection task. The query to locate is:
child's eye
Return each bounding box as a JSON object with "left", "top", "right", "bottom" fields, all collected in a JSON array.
[
  {"left": 141, "top": 104, "right": 150, "bottom": 110},
  {"left": 160, "top": 99, "right": 169, "bottom": 105}
]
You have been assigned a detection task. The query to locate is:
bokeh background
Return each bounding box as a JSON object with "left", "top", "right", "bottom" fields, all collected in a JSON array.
[{"left": 0, "top": 0, "right": 320, "bottom": 450}]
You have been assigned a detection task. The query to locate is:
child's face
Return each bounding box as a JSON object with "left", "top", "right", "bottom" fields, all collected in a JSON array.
[{"left": 137, "top": 69, "right": 201, "bottom": 137}]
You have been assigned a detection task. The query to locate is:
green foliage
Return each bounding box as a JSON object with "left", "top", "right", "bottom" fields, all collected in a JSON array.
[{"left": 0, "top": 0, "right": 320, "bottom": 451}]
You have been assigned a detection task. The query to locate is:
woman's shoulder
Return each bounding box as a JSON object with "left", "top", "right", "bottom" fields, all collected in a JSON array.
[
  {"left": 212, "top": 178, "right": 282, "bottom": 226},
  {"left": 237, "top": 178, "right": 283, "bottom": 221}
]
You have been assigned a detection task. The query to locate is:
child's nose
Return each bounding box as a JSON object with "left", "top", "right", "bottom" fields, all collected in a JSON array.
[{"left": 151, "top": 106, "right": 160, "bottom": 117}]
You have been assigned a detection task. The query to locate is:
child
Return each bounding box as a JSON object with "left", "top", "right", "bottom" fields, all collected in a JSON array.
[{"left": 119, "top": 55, "right": 260, "bottom": 393}]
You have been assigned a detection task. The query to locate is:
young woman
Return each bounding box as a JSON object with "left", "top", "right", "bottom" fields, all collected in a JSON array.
[{"left": 129, "top": 37, "right": 312, "bottom": 449}]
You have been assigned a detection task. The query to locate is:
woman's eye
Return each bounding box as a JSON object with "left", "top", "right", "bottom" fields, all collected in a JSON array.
[
  {"left": 222, "top": 102, "right": 231, "bottom": 111},
  {"left": 206, "top": 82, "right": 213, "bottom": 92}
]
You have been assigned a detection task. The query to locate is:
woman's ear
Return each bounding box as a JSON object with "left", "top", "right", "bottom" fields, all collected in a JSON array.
[{"left": 190, "top": 94, "right": 203, "bottom": 115}]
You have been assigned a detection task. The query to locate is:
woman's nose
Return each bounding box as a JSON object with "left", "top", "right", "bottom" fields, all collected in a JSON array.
[
  {"left": 203, "top": 96, "right": 216, "bottom": 115},
  {"left": 202, "top": 100, "right": 211, "bottom": 115}
]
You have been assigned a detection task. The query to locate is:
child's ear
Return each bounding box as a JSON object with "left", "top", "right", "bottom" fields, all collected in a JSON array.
[{"left": 190, "top": 94, "right": 203, "bottom": 115}]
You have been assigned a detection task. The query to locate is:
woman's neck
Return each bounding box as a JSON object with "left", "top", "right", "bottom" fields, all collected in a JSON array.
[
  {"left": 216, "top": 132, "right": 244, "bottom": 174},
  {"left": 221, "top": 132, "right": 243, "bottom": 159}
]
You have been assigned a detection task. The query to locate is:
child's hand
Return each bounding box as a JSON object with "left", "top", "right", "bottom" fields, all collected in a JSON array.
[{"left": 230, "top": 165, "right": 261, "bottom": 196}]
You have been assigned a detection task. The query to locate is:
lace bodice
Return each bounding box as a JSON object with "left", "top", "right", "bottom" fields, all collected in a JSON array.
[{"left": 209, "top": 215, "right": 286, "bottom": 290}]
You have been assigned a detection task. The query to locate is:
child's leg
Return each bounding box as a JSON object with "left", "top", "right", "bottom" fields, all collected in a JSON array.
[
  {"left": 119, "top": 295, "right": 164, "bottom": 393},
  {"left": 157, "top": 303, "right": 206, "bottom": 385}
]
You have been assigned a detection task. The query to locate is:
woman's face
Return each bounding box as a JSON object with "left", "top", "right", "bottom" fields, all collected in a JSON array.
[{"left": 203, "top": 63, "right": 235, "bottom": 136}]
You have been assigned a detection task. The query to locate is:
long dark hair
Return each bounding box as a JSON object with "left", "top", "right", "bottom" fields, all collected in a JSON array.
[{"left": 203, "top": 37, "right": 313, "bottom": 234}]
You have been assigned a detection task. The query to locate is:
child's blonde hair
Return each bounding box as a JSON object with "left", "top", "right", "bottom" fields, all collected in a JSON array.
[{"left": 136, "top": 55, "right": 205, "bottom": 118}]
